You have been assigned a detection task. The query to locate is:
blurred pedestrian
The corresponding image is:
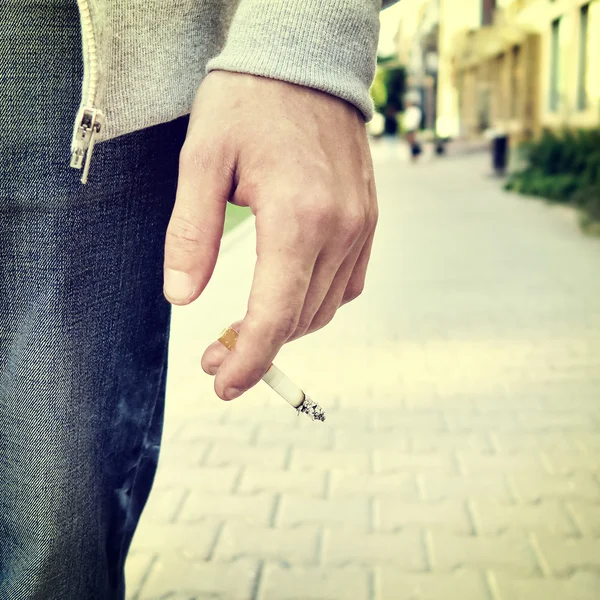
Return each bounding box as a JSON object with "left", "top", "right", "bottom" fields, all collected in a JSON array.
[
  {"left": 0, "top": 0, "right": 399, "bottom": 598},
  {"left": 404, "top": 91, "right": 423, "bottom": 162}
]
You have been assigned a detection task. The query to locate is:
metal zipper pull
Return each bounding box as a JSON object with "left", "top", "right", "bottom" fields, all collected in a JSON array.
[{"left": 70, "top": 107, "right": 104, "bottom": 184}]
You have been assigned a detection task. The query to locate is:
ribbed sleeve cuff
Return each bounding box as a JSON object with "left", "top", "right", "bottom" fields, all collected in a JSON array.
[{"left": 206, "top": 0, "right": 382, "bottom": 121}]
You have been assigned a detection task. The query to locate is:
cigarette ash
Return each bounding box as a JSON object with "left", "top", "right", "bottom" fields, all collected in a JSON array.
[{"left": 297, "top": 395, "right": 326, "bottom": 422}]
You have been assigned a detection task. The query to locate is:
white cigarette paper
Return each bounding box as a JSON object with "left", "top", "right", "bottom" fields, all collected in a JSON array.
[{"left": 218, "top": 327, "right": 326, "bottom": 421}]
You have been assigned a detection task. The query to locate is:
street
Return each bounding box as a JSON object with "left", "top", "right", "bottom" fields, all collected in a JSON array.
[{"left": 125, "top": 146, "right": 600, "bottom": 600}]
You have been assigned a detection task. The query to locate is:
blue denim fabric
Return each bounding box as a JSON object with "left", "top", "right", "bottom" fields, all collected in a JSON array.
[{"left": 0, "top": 1, "right": 188, "bottom": 598}]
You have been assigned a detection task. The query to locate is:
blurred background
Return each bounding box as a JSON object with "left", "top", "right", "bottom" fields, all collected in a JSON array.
[{"left": 125, "top": 2, "right": 600, "bottom": 599}]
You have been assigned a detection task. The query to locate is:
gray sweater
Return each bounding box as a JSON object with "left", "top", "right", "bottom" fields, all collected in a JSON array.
[{"left": 71, "top": 0, "right": 398, "bottom": 182}]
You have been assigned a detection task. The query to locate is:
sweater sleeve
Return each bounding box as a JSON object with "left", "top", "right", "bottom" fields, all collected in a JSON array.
[{"left": 206, "top": 1, "right": 399, "bottom": 122}]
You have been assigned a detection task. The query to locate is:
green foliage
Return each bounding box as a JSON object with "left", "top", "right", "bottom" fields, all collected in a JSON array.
[
  {"left": 369, "top": 64, "right": 406, "bottom": 115},
  {"left": 505, "top": 128, "right": 600, "bottom": 233}
]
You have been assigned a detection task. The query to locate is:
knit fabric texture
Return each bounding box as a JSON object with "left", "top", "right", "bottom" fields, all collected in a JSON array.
[{"left": 83, "top": 0, "right": 398, "bottom": 142}]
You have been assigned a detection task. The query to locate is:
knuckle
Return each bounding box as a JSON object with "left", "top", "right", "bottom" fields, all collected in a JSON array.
[
  {"left": 166, "top": 214, "right": 206, "bottom": 247},
  {"left": 179, "top": 142, "right": 217, "bottom": 173},
  {"left": 342, "top": 208, "right": 366, "bottom": 237},
  {"left": 272, "top": 309, "right": 300, "bottom": 341},
  {"left": 299, "top": 195, "right": 335, "bottom": 231},
  {"left": 343, "top": 280, "right": 365, "bottom": 304},
  {"left": 308, "top": 311, "right": 335, "bottom": 334}
]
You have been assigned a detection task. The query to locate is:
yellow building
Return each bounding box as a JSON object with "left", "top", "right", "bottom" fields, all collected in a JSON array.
[{"left": 441, "top": 0, "right": 599, "bottom": 140}]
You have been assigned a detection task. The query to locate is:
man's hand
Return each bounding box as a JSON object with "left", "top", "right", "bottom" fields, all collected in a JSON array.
[{"left": 163, "top": 71, "right": 378, "bottom": 401}]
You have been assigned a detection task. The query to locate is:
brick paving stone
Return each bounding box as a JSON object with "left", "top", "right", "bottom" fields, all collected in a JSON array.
[
  {"left": 179, "top": 491, "right": 276, "bottom": 526},
  {"left": 567, "top": 502, "right": 600, "bottom": 536},
  {"left": 470, "top": 501, "right": 578, "bottom": 535},
  {"left": 141, "top": 486, "right": 188, "bottom": 523},
  {"left": 420, "top": 473, "right": 514, "bottom": 502},
  {"left": 533, "top": 533, "right": 600, "bottom": 575},
  {"left": 379, "top": 569, "right": 492, "bottom": 600},
  {"left": 377, "top": 453, "right": 457, "bottom": 474},
  {"left": 509, "top": 472, "right": 600, "bottom": 503},
  {"left": 427, "top": 531, "right": 540, "bottom": 575},
  {"left": 322, "top": 529, "right": 426, "bottom": 569},
  {"left": 176, "top": 420, "right": 256, "bottom": 444},
  {"left": 238, "top": 467, "right": 326, "bottom": 497},
  {"left": 372, "top": 411, "right": 446, "bottom": 431},
  {"left": 542, "top": 453, "right": 599, "bottom": 474},
  {"left": 335, "top": 430, "right": 408, "bottom": 451},
  {"left": 490, "top": 432, "right": 578, "bottom": 454},
  {"left": 378, "top": 500, "right": 472, "bottom": 534},
  {"left": 410, "top": 432, "right": 492, "bottom": 453},
  {"left": 330, "top": 471, "right": 419, "bottom": 499},
  {"left": 277, "top": 495, "right": 370, "bottom": 531},
  {"left": 255, "top": 425, "right": 332, "bottom": 450},
  {"left": 457, "top": 451, "right": 545, "bottom": 474},
  {"left": 151, "top": 466, "right": 240, "bottom": 492},
  {"left": 125, "top": 552, "right": 154, "bottom": 600},
  {"left": 258, "top": 564, "right": 370, "bottom": 600},
  {"left": 138, "top": 556, "right": 258, "bottom": 600},
  {"left": 130, "top": 521, "right": 221, "bottom": 561},
  {"left": 205, "top": 441, "right": 288, "bottom": 469},
  {"left": 444, "top": 412, "right": 520, "bottom": 432},
  {"left": 490, "top": 572, "right": 600, "bottom": 600},
  {"left": 289, "top": 448, "right": 371, "bottom": 473},
  {"left": 157, "top": 441, "right": 210, "bottom": 467},
  {"left": 214, "top": 523, "right": 320, "bottom": 565}
]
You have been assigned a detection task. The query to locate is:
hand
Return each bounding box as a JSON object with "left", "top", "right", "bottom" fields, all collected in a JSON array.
[{"left": 163, "top": 71, "right": 378, "bottom": 401}]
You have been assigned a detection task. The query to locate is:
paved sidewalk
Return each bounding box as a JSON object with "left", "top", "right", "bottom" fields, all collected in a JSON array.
[{"left": 126, "top": 149, "right": 600, "bottom": 600}]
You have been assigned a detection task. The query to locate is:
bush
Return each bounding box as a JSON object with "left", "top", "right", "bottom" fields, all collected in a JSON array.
[{"left": 505, "top": 128, "right": 600, "bottom": 233}]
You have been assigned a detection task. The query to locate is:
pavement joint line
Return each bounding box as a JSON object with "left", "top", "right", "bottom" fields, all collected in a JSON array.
[
  {"left": 323, "top": 470, "right": 332, "bottom": 500},
  {"left": 422, "top": 529, "right": 434, "bottom": 571},
  {"left": 316, "top": 527, "right": 326, "bottom": 566},
  {"left": 269, "top": 493, "right": 282, "bottom": 528},
  {"left": 205, "top": 521, "right": 225, "bottom": 562},
  {"left": 466, "top": 499, "right": 480, "bottom": 536},
  {"left": 484, "top": 568, "right": 502, "bottom": 600},
  {"left": 249, "top": 559, "right": 265, "bottom": 600},
  {"left": 368, "top": 496, "right": 379, "bottom": 534},
  {"left": 368, "top": 568, "right": 378, "bottom": 600},
  {"left": 170, "top": 488, "right": 190, "bottom": 524},
  {"left": 453, "top": 450, "right": 467, "bottom": 476},
  {"left": 539, "top": 451, "right": 556, "bottom": 475},
  {"left": 564, "top": 502, "right": 586, "bottom": 536},
  {"left": 231, "top": 465, "right": 245, "bottom": 494},
  {"left": 131, "top": 553, "right": 158, "bottom": 600},
  {"left": 527, "top": 532, "right": 553, "bottom": 577},
  {"left": 505, "top": 474, "right": 523, "bottom": 504},
  {"left": 283, "top": 446, "right": 293, "bottom": 470}
]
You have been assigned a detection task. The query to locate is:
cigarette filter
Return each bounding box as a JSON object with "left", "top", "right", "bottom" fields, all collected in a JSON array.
[{"left": 218, "top": 327, "right": 326, "bottom": 422}]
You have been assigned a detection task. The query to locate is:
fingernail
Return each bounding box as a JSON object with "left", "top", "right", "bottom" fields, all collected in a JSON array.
[
  {"left": 223, "top": 387, "right": 243, "bottom": 401},
  {"left": 164, "top": 269, "right": 194, "bottom": 303},
  {"left": 205, "top": 364, "right": 218, "bottom": 376}
]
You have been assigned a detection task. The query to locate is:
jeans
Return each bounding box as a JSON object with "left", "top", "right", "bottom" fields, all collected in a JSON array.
[{"left": 0, "top": 1, "right": 188, "bottom": 598}]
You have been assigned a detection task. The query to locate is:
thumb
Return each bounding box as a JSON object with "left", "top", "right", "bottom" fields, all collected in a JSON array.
[{"left": 164, "top": 145, "right": 233, "bottom": 305}]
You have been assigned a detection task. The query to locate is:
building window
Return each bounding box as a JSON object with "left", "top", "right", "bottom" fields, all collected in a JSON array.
[
  {"left": 482, "top": 0, "right": 496, "bottom": 26},
  {"left": 577, "top": 4, "right": 589, "bottom": 110},
  {"left": 549, "top": 18, "right": 560, "bottom": 111},
  {"left": 510, "top": 45, "right": 521, "bottom": 118},
  {"left": 579, "top": 1, "right": 600, "bottom": 112}
]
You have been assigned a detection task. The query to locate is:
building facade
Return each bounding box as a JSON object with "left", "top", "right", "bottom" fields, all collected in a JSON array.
[{"left": 445, "top": 0, "right": 599, "bottom": 140}]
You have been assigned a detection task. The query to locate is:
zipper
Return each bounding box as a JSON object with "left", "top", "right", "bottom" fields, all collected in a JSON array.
[{"left": 70, "top": 0, "right": 105, "bottom": 184}]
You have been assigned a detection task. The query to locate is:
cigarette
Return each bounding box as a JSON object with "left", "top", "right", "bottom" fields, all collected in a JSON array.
[{"left": 217, "top": 326, "right": 326, "bottom": 422}]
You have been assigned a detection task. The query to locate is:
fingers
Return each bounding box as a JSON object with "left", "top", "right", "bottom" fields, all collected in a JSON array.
[
  {"left": 211, "top": 207, "right": 320, "bottom": 400},
  {"left": 163, "top": 143, "right": 234, "bottom": 305}
]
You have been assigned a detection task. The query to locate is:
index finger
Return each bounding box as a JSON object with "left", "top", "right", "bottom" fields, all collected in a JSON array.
[{"left": 213, "top": 212, "right": 319, "bottom": 400}]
